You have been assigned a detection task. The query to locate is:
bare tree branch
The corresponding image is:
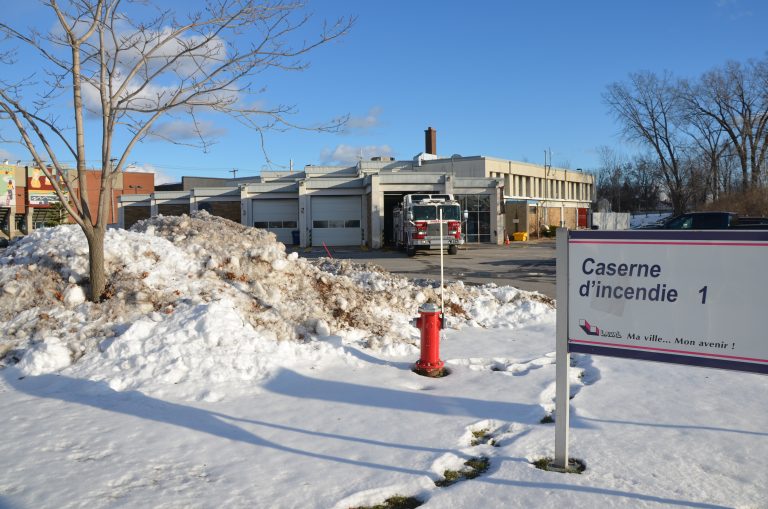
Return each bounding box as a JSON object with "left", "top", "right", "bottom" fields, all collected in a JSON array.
[
  {"left": 604, "top": 71, "right": 691, "bottom": 214},
  {"left": 0, "top": 0, "right": 353, "bottom": 301}
]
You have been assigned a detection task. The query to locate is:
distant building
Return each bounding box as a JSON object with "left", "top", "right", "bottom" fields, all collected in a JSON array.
[
  {"left": 0, "top": 164, "right": 154, "bottom": 239},
  {"left": 118, "top": 127, "right": 594, "bottom": 247}
]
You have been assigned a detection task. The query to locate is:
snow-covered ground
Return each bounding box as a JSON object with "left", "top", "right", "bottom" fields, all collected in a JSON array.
[{"left": 1, "top": 213, "right": 765, "bottom": 508}]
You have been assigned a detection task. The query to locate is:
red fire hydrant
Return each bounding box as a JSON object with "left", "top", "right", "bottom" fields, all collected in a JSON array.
[{"left": 414, "top": 303, "right": 445, "bottom": 376}]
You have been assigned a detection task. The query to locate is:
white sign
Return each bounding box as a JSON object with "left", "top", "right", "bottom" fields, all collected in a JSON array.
[
  {"left": 553, "top": 229, "right": 768, "bottom": 471},
  {"left": 567, "top": 230, "right": 768, "bottom": 374}
]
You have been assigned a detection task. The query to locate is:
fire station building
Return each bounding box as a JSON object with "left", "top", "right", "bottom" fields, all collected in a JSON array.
[{"left": 118, "top": 128, "right": 595, "bottom": 248}]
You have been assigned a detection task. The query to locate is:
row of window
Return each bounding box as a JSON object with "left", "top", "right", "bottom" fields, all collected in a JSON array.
[
  {"left": 313, "top": 219, "right": 360, "bottom": 229},
  {"left": 456, "top": 194, "right": 492, "bottom": 243},
  {"left": 456, "top": 194, "right": 491, "bottom": 212},
  {"left": 254, "top": 219, "right": 363, "bottom": 229},
  {"left": 504, "top": 174, "right": 591, "bottom": 201},
  {"left": 254, "top": 220, "right": 298, "bottom": 229},
  {"left": 251, "top": 195, "right": 491, "bottom": 242}
]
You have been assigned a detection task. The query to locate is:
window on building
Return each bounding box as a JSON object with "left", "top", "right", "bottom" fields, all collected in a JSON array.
[
  {"left": 256, "top": 220, "right": 297, "bottom": 229},
  {"left": 313, "top": 219, "right": 360, "bottom": 229},
  {"left": 456, "top": 194, "right": 491, "bottom": 243}
]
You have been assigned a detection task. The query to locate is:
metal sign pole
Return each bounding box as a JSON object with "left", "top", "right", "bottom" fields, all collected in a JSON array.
[
  {"left": 554, "top": 227, "right": 570, "bottom": 470},
  {"left": 439, "top": 208, "right": 445, "bottom": 321}
]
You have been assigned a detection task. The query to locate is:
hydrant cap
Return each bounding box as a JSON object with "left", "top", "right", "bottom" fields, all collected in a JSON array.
[{"left": 419, "top": 302, "right": 440, "bottom": 313}]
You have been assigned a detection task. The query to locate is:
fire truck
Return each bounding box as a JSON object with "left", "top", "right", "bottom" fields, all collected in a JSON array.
[{"left": 393, "top": 194, "right": 465, "bottom": 257}]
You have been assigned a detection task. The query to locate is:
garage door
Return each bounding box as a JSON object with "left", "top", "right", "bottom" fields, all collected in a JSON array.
[
  {"left": 252, "top": 199, "right": 299, "bottom": 245},
  {"left": 311, "top": 196, "right": 362, "bottom": 246}
]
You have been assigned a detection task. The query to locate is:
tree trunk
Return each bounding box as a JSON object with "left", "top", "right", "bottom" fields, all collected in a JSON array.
[
  {"left": 85, "top": 226, "right": 106, "bottom": 301},
  {"left": 750, "top": 158, "right": 761, "bottom": 188},
  {"left": 739, "top": 152, "right": 749, "bottom": 192}
]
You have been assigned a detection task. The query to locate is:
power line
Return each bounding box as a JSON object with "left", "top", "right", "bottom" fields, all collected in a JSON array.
[{"left": 5, "top": 157, "right": 275, "bottom": 175}]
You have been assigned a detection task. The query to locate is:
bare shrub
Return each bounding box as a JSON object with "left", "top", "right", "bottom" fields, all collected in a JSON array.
[{"left": 703, "top": 188, "right": 768, "bottom": 216}]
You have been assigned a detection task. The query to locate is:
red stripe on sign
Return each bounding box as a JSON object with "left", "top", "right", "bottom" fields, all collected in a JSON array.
[
  {"left": 569, "top": 339, "right": 768, "bottom": 363},
  {"left": 569, "top": 240, "right": 768, "bottom": 247}
]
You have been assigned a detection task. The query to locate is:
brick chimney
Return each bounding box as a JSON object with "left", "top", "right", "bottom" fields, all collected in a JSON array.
[{"left": 425, "top": 127, "right": 437, "bottom": 155}]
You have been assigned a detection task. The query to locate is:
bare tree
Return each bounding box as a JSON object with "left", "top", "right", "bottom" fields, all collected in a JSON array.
[
  {"left": 595, "top": 147, "right": 662, "bottom": 213},
  {"left": 681, "top": 98, "right": 731, "bottom": 202},
  {"left": 604, "top": 71, "right": 691, "bottom": 214},
  {"left": 628, "top": 154, "right": 661, "bottom": 212},
  {"left": 0, "top": 0, "right": 353, "bottom": 301},
  {"left": 678, "top": 58, "right": 768, "bottom": 191},
  {"left": 595, "top": 145, "right": 627, "bottom": 211}
]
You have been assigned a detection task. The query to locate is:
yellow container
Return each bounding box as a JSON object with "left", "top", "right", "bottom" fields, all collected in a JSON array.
[{"left": 513, "top": 231, "right": 528, "bottom": 242}]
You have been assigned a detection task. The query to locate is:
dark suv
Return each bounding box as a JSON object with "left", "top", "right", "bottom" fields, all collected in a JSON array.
[{"left": 639, "top": 211, "right": 768, "bottom": 229}]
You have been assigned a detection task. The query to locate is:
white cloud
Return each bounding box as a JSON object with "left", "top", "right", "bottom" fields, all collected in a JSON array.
[
  {"left": 150, "top": 120, "right": 227, "bottom": 142},
  {"left": 345, "top": 107, "right": 383, "bottom": 132},
  {"left": 319, "top": 144, "right": 394, "bottom": 165},
  {"left": 111, "top": 26, "right": 227, "bottom": 78},
  {"left": 80, "top": 24, "right": 236, "bottom": 116},
  {"left": 125, "top": 163, "right": 176, "bottom": 185}
]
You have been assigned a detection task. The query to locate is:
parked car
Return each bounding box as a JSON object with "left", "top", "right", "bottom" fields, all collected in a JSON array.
[{"left": 635, "top": 211, "right": 768, "bottom": 230}]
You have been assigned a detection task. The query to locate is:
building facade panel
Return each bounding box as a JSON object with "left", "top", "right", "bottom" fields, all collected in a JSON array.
[
  {"left": 310, "top": 196, "right": 362, "bottom": 246},
  {"left": 199, "top": 201, "right": 241, "bottom": 223},
  {"left": 123, "top": 204, "right": 151, "bottom": 228},
  {"left": 251, "top": 198, "right": 299, "bottom": 245}
]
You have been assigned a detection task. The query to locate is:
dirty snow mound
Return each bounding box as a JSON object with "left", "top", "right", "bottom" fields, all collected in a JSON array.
[{"left": 0, "top": 212, "right": 553, "bottom": 397}]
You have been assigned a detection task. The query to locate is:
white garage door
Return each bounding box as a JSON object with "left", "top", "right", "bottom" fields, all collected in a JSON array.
[
  {"left": 252, "top": 199, "right": 299, "bottom": 245},
  {"left": 311, "top": 196, "right": 362, "bottom": 246}
]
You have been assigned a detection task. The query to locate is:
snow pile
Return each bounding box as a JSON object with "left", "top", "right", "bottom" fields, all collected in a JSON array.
[
  {"left": 0, "top": 211, "right": 553, "bottom": 398},
  {"left": 71, "top": 298, "right": 354, "bottom": 400}
]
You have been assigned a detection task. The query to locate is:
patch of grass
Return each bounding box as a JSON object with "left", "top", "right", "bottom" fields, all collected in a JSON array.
[
  {"left": 412, "top": 366, "right": 450, "bottom": 378},
  {"left": 532, "top": 456, "right": 586, "bottom": 474},
  {"left": 462, "top": 457, "right": 490, "bottom": 479},
  {"left": 470, "top": 428, "right": 489, "bottom": 446},
  {"left": 540, "top": 414, "right": 554, "bottom": 424},
  {"left": 351, "top": 495, "right": 423, "bottom": 509},
  {"left": 435, "top": 469, "right": 462, "bottom": 487},
  {"left": 469, "top": 429, "right": 500, "bottom": 447},
  {"left": 435, "top": 456, "right": 490, "bottom": 487}
]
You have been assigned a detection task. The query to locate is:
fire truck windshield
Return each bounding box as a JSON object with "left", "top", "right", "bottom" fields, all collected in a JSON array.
[
  {"left": 439, "top": 204, "right": 461, "bottom": 220},
  {"left": 412, "top": 204, "right": 461, "bottom": 221}
]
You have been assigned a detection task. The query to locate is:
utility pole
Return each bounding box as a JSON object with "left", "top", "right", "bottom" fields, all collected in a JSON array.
[
  {"left": 544, "top": 148, "right": 552, "bottom": 228},
  {"left": 230, "top": 168, "right": 238, "bottom": 179},
  {"left": 109, "top": 158, "right": 118, "bottom": 223},
  {"left": 24, "top": 164, "right": 31, "bottom": 234}
]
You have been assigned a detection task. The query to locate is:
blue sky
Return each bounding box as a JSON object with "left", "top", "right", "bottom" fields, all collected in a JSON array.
[{"left": 1, "top": 0, "right": 766, "bottom": 183}]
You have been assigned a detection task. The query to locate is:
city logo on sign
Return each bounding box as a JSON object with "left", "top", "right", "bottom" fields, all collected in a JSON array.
[{"left": 579, "top": 319, "right": 601, "bottom": 336}]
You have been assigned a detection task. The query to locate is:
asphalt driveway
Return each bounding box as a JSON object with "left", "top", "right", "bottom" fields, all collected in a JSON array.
[{"left": 294, "top": 240, "right": 557, "bottom": 298}]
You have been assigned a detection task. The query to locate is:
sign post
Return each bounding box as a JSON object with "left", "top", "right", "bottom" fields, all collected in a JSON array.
[
  {"left": 554, "top": 228, "right": 570, "bottom": 470},
  {"left": 554, "top": 228, "right": 768, "bottom": 470}
]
